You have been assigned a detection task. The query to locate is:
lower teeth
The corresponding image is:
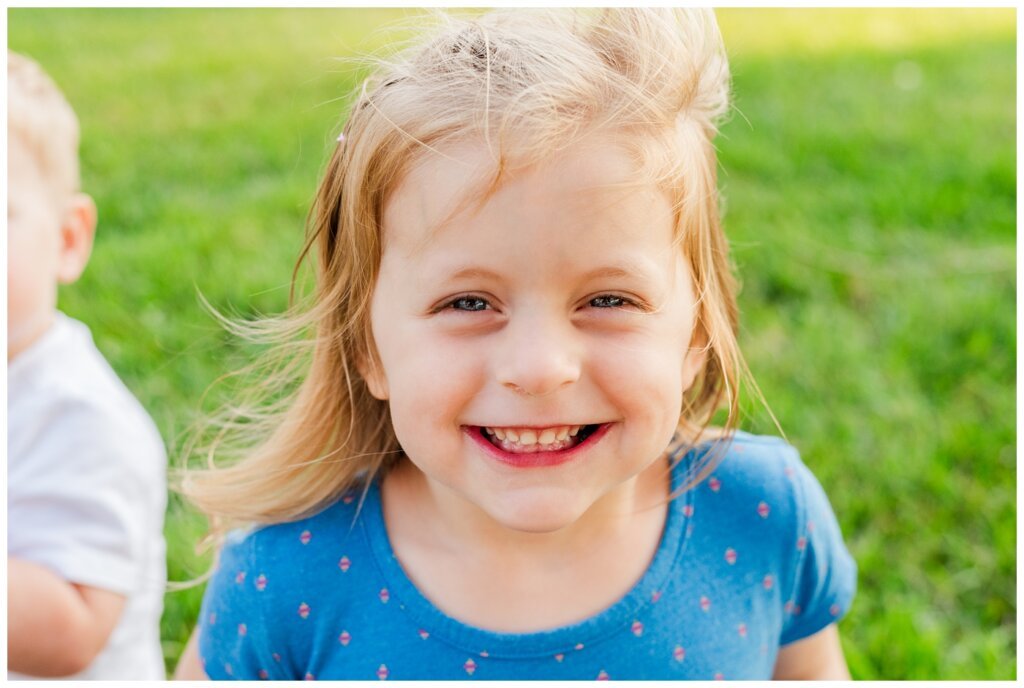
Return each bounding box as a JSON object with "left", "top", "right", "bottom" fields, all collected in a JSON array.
[{"left": 497, "top": 438, "right": 573, "bottom": 452}]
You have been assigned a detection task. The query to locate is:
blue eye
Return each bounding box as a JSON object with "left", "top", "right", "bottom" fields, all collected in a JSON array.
[
  {"left": 589, "top": 295, "right": 629, "bottom": 308},
  {"left": 448, "top": 296, "right": 490, "bottom": 311}
]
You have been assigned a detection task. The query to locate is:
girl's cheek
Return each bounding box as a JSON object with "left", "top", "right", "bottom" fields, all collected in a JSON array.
[
  {"left": 393, "top": 343, "right": 486, "bottom": 396},
  {"left": 615, "top": 346, "right": 687, "bottom": 399}
]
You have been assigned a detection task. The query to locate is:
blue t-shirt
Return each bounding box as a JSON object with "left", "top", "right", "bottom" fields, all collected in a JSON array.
[{"left": 197, "top": 432, "right": 856, "bottom": 680}]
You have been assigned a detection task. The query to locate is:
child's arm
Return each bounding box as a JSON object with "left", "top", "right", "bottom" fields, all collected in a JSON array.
[
  {"left": 172, "top": 627, "right": 208, "bottom": 680},
  {"left": 7, "top": 556, "right": 126, "bottom": 677},
  {"left": 772, "top": 623, "right": 851, "bottom": 679}
]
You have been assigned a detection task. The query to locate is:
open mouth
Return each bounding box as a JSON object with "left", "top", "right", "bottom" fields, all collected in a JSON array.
[
  {"left": 465, "top": 422, "right": 611, "bottom": 469},
  {"left": 476, "top": 423, "right": 602, "bottom": 453}
]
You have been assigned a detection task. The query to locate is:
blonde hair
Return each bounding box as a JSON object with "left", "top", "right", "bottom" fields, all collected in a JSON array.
[
  {"left": 179, "top": 8, "right": 758, "bottom": 549},
  {"left": 8, "top": 51, "right": 80, "bottom": 199}
]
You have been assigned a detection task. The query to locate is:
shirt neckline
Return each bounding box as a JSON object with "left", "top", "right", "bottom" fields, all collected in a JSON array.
[{"left": 361, "top": 443, "right": 707, "bottom": 658}]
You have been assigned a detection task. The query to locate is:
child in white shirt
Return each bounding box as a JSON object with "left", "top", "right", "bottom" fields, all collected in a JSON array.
[{"left": 7, "top": 51, "right": 167, "bottom": 679}]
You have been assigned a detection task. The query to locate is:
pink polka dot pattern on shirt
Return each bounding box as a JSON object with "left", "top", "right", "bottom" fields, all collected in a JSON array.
[{"left": 196, "top": 433, "right": 856, "bottom": 680}]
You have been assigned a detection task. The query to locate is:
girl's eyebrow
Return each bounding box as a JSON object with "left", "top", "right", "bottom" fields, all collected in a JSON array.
[
  {"left": 445, "top": 266, "right": 504, "bottom": 282},
  {"left": 581, "top": 265, "right": 646, "bottom": 282},
  {"left": 580, "top": 258, "right": 664, "bottom": 284}
]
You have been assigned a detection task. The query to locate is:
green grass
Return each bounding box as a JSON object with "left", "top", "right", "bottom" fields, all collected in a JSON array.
[{"left": 8, "top": 8, "right": 1015, "bottom": 679}]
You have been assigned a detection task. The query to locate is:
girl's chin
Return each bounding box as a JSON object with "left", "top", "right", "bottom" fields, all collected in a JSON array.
[
  {"left": 458, "top": 481, "right": 598, "bottom": 536},
  {"left": 484, "top": 511, "right": 585, "bottom": 535}
]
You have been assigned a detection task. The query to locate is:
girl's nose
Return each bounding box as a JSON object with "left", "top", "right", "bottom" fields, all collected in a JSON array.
[{"left": 495, "top": 315, "right": 582, "bottom": 397}]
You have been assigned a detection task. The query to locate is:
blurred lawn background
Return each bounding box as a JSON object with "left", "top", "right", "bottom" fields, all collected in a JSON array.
[{"left": 8, "top": 8, "right": 1015, "bottom": 679}]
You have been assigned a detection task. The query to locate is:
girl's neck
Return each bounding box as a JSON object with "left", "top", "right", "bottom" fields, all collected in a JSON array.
[{"left": 380, "top": 456, "right": 671, "bottom": 632}]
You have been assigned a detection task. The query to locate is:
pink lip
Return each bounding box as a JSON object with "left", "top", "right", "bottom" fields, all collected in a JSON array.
[{"left": 464, "top": 422, "right": 612, "bottom": 468}]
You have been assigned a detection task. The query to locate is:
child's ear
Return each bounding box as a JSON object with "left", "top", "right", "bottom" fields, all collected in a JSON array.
[
  {"left": 357, "top": 350, "right": 390, "bottom": 401},
  {"left": 55, "top": 193, "right": 96, "bottom": 285},
  {"left": 682, "top": 326, "right": 709, "bottom": 389}
]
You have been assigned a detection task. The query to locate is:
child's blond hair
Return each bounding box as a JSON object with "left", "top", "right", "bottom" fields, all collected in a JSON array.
[
  {"left": 180, "top": 8, "right": 756, "bottom": 548},
  {"left": 8, "top": 51, "right": 80, "bottom": 199}
]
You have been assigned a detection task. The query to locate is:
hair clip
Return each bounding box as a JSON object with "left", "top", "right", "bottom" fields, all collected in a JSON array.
[{"left": 337, "top": 132, "right": 346, "bottom": 143}]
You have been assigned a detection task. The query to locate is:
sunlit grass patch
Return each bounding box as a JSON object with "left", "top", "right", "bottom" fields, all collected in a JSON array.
[{"left": 718, "top": 8, "right": 1014, "bottom": 57}]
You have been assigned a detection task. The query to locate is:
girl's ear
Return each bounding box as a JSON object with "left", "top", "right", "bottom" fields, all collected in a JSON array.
[
  {"left": 55, "top": 192, "right": 97, "bottom": 285},
  {"left": 357, "top": 349, "right": 390, "bottom": 401},
  {"left": 682, "top": 325, "right": 709, "bottom": 390}
]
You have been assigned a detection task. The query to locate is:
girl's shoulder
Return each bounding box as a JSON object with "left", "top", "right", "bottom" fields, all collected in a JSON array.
[
  {"left": 681, "top": 429, "right": 843, "bottom": 566},
  {"left": 217, "top": 486, "right": 371, "bottom": 581},
  {"left": 682, "top": 431, "right": 857, "bottom": 645},
  {"left": 690, "top": 430, "right": 815, "bottom": 505},
  {"left": 197, "top": 488, "right": 377, "bottom": 679}
]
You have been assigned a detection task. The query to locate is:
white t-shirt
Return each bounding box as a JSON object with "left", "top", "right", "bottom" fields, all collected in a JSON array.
[{"left": 8, "top": 313, "right": 167, "bottom": 680}]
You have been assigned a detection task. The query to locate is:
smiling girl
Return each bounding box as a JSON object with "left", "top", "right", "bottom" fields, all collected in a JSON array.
[{"left": 176, "top": 9, "right": 856, "bottom": 680}]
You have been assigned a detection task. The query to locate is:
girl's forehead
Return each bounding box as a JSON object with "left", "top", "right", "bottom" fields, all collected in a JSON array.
[{"left": 382, "top": 137, "right": 668, "bottom": 254}]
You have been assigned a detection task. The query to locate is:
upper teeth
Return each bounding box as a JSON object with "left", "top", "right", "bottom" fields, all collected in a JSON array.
[{"left": 484, "top": 425, "right": 584, "bottom": 445}]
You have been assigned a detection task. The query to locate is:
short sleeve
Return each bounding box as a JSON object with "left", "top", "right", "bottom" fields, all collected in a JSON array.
[
  {"left": 779, "top": 455, "right": 858, "bottom": 645},
  {"left": 7, "top": 398, "right": 165, "bottom": 595},
  {"left": 198, "top": 530, "right": 288, "bottom": 680}
]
